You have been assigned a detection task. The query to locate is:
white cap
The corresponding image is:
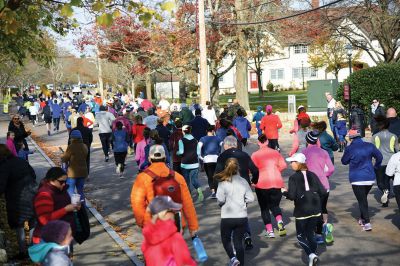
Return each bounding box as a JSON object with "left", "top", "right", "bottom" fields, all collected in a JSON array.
[
  {"left": 286, "top": 153, "right": 306, "bottom": 163},
  {"left": 149, "top": 145, "right": 166, "bottom": 160},
  {"left": 298, "top": 105, "right": 305, "bottom": 110}
]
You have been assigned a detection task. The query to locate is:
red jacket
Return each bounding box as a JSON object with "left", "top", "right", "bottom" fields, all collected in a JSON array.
[
  {"left": 132, "top": 123, "right": 146, "bottom": 144},
  {"left": 260, "top": 114, "right": 282, "bottom": 139},
  {"left": 142, "top": 219, "right": 197, "bottom": 266}
]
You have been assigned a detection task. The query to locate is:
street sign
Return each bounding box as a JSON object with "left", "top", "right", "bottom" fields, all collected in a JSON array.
[{"left": 344, "top": 84, "right": 350, "bottom": 101}]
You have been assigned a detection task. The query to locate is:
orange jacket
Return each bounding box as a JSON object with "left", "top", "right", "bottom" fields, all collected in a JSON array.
[
  {"left": 130, "top": 162, "right": 199, "bottom": 232},
  {"left": 260, "top": 114, "right": 282, "bottom": 139}
]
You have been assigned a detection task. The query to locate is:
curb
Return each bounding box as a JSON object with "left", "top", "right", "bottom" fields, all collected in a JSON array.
[{"left": 27, "top": 137, "right": 144, "bottom": 266}]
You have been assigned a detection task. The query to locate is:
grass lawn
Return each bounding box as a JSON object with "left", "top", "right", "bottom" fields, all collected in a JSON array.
[{"left": 218, "top": 90, "right": 307, "bottom": 112}]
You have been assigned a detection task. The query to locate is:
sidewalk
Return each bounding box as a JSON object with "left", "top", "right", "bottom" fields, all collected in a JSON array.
[{"left": 0, "top": 116, "right": 135, "bottom": 266}]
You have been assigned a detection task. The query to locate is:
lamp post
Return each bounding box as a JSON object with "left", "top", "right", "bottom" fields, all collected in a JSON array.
[
  {"left": 345, "top": 43, "right": 353, "bottom": 127},
  {"left": 301, "top": 61, "right": 305, "bottom": 90}
]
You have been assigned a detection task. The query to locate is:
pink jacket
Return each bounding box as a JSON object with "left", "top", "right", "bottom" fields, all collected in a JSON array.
[
  {"left": 302, "top": 144, "right": 335, "bottom": 190},
  {"left": 260, "top": 114, "right": 282, "bottom": 139},
  {"left": 251, "top": 145, "right": 287, "bottom": 189},
  {"left": 135, "top": 138, "right": 150, "bottom": 168},
  {"left": 289, "top": 129, "right": 309, "bottom": 156},
  {"left": 6, "top": 138, "right": 17, "bottom": 157}
]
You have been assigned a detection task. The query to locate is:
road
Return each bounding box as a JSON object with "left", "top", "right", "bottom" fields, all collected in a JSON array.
[{"left": 2, "top": 110, "right": 400, "bottom": 265}]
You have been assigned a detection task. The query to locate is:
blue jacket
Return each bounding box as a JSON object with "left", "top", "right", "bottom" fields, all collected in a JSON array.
[
  {"left": 189, "top": 116, "right": 210, "bottom": 140},
  {"left": 341, "top": 137, "right": 383, "bottom": 183},
  {"left": 198, "top": 135, "right": 221, "bottom": 157},
  {"left": 233, "top": 117, "right": 251, "bottom": 139},
  {"left": 113, "top": 130, "right": 128, "bottom": 152},
  {"left": 50, "top": 102, "right": 62, "bottom": 118},
  {"left": 29, "top": 242, "right": 72, "bottom": 265},
  {"left": 78, "top": 102, "right": 88, "bottom": 113}
]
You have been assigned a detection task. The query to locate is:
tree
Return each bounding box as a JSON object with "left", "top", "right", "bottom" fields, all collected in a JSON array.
[
  {"left": 323, "top": 0, "right": 400, "bottom": 64},
  {"left": 308, "top": 34, "right": 361, "bottom": 79}
]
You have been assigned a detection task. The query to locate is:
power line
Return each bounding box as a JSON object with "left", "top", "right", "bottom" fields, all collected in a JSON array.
[
  {"left": 210, "top": 0, "right": 346, "bottom": 26},
  {"left": 210, "top": 0, "right": 280, "bottom": 16}
]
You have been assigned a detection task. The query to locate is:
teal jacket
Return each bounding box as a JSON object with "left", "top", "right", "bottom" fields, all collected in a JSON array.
[{"left": 29, "top": 242, "right": 72, "bottom": 265}]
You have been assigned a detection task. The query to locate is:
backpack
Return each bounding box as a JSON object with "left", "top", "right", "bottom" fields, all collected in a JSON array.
[{"left": 144, "top": 168, "right": 182, "bottom": 204}]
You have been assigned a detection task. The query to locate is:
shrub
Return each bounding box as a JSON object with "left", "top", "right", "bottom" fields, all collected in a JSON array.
[
  {"left": 266, "top": 82, "right": 274, "bottom": 92},
  {"left": 337, "top": 63, "right": 400, "bottom": 113}
]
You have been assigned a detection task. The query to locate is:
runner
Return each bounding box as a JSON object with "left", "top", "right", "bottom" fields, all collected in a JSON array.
[
  {"left": 290, "top": 105, "right": 310, "bottom": 134},
  {"left": 233, "top": 109, "right": 251, "bottom": 146},
  {"left": 169, "top": 120, "right": 184, "bottom": 174},
  {"left": 251, "top": 134, "right": 287, "bottom": 238},
  {"left": 260, "top": 105, "right": 282, "bottom": 150},
  {"left": 190, "top": 109, "right": 210, "bottom": 141},
  {"left": 302, "top": 130, "right": 335, "bottom": 244},
  {"left": 42, "top": 101, "right": 52, "bottom": 136},
  {"left": 341, "top": 129, "right": 383, "bottom": 231},
  {"left": 283, "top": 153, "right": 327, "bottom": 266},
  {"left": 215, "top": 158, "right": 254, "bottom": 266},
  {"left": 385, "top": 149, "right": 400, "bottom": 211},
  {"left": 252, "top": 106, "right": 265, "bottom": 136},
  {"left": 372, "top": 116, "right": 398, "bottom": 207},
  {"left": 135, "top": 127, "right": 151, "bottom": 169},
  {"left": 197, "top": 125, "right": 221, "bottom": 199},
  {"left": 177, "top": 125, "right": 204, "bottom": 203},
  {"left": 113, "top": 121, "right": 129, "bottom": 178},
  {"left": 95, "top": 105, "right": 116, "bottom": 162},
  {"left": 333, "top": 101, "right": 347, "bottom": 152},
  {"left": 312, "top": 121, "right": 338, "bottom": 164},
  {"left": 289, "top": 118, "right": 311, "bottom": 157}
]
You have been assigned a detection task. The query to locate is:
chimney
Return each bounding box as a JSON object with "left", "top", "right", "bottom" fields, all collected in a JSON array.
[{"left": 312, "top": 0, "right": 320, "bottom": 9}]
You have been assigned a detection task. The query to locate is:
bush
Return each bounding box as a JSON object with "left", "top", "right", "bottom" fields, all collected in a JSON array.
[
  {"left": 266, "top": 82, "right": 274, "bottom": 92},
  {"left": 337, "top": 63, "right": 400, "bottom": 111}
]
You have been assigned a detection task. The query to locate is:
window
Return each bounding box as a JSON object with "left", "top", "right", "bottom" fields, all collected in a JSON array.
[
  {"left": 219, "top": 76, "right": 224, "bottom": 82},
  {"left": 294, "top": 44, "right": 308, "bottom": 54},
  {"left": 270, "top": 69, "right": 284, "bottom": 80},
  {"left": 292, "top": 67, "right": 318, "bottom": 79}
]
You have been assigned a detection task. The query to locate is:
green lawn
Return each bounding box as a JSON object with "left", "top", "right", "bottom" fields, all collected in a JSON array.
[{"left": 219, "top": 90, "right": 307, "bottom": 112}]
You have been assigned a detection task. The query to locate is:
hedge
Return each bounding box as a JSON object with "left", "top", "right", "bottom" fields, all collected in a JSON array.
[{"left": 337, "top": 63, "right": 400, "bottom": 113}]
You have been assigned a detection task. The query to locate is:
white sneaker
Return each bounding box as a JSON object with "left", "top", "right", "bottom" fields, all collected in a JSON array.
[
  {"left": 229, "top": 257, "right": 240, "bottom": 266},
  {"left": 381, "top": 190, "right": 389, "bottom": 204},
  {"left": 116, "top": 164, "right": 121, "bottom": 174},
  {"left": 363, "top": 223, "right": 372, "bottom": 231},
  {"left": 308, "top": 253, "right": 319, "bottom": 266},
  {"left": 265, "top": 231, "right": 275, "bottom": 238}
]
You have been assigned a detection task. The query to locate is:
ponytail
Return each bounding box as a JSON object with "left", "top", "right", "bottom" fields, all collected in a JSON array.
[{"left": 214, "top": 158, "right": 239, "bottom": 182}]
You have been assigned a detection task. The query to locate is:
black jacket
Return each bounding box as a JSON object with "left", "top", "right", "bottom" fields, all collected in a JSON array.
[
  {"left": 0, "top": 156, "right": 37, "bottom": 228},
  {"left": 370, "top": 105, "right": 385, "bottom": 134},
  {"left": 69, "top": 125, "right": 93, "bottom": 147},
  {"left": 388, "top": 117, "right": 400, "bottom": 138},
  {"left": 215, "top": 148, "right": 259, "bottom": 184},
  {"left": 283, "top": 170, "right": 327, "bottom": 219},
  {"left": 8, "top": 121, "right": 29, "bottom": 144},
  {"left": 350, "top": 107, "right": 365, "bottom": 137}
]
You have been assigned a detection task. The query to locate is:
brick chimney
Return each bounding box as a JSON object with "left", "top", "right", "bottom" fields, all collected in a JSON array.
[{"left": 312, "top": 0, "right": 320, "bottom": 9}]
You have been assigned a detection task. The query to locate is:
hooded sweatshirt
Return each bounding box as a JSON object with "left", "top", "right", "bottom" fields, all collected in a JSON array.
[
  {"left": 141, "top": 219, "right": 197, "bottom": 266},
  {"left": 29, "top": 242, "right": 72, "bottom": 266}
]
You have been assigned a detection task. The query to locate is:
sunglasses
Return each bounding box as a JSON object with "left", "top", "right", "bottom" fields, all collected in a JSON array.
[
  {"left": 13, "top": 118, "right": 19, "bottom": 120},
  {"left": 372, "top": 101, "right": 378, "bottom": 103},
  {"left": 57, "top": 179, "right": 67, "bottom": 185}
]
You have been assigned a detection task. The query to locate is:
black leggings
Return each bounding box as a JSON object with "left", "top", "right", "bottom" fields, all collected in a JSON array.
[
  {"left": 204, "top": 162, "right": 217, "bottom": 190},
  {"left": 255, "top": 188, "right": 282, "bottom": 225},
  {"left": 114, "top": 152, "right": 127, "bottom": 172},
  {"left": 99, "top": 133, "right": 112, "bottom": 157},
  {"left": 316, "top": 192, "right": 329, "bottom": 234},
  {"left": 268, "top": 139, "right": 279, "bottom": 150},
  {"left": 296, "top": 216, "right": 319, "bottom": 256},
  {"left": 375, "top": 165, "right": 389, "bottom": 192},
  {"left": 352, "top": 185, "right": 373, "bottom": 223},
  {"left": 394, "top": 185, "right": 400, "bottom": 211},
  {"left": 220, "top": 218, "right": 247, "bottom": 265}
]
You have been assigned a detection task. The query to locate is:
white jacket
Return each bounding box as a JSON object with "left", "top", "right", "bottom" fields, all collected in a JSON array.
[{"left": 385, "top": 152, "right": 400, "bottom": 186}]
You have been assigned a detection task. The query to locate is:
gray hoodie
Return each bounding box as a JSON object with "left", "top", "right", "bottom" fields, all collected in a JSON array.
[
  {"left": 372, "top": 130, "right": 398, "bottom": 165},
  {"left": 95, "top": 111, "right": 115, "bottom": 134},
  {"left": 216, "top": 174, "right": 254, "bottom": 218}
]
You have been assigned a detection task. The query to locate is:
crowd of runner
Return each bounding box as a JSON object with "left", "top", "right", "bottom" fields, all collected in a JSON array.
[{"left": 1, "top": 89, "right": 400, "bottom": 266}]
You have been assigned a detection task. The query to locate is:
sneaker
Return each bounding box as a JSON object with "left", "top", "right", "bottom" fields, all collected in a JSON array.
[
  {"left": 358, "top": 218, "right": 365, "bottom": 226},
  {"left": 308, "top": 253, "right": 319, "bottom": 266},
  {"left": 315, "top": 234, "right": 324, "bottom": 244},
  {"left": 229, "top": 257, "right": 240, "bottom": 266},
  {"left": 265, "top": 231, "right": 275, "bottom": 238},
  {"left": 196, "top": 188, "right": 204, "bottom": 203},
  {"left": 362, "top": 223, "right": 372, "bottom": 231},
  {"left": 47, "top": 130, "right": 50, "bottom": 136},
  {"left": 382, "top": 202, "right": 389, "bottom": 207},
  {"left": 210, "top": 192, "right": 217, "bottom": 199},
  {"left": 53, "top": 128, "right": 57, "bottom": 131},
  {"left": 105, "top": 156, "right": 109, "bottom": 162},
  {"left": 381, "top": 190, "right": 389, "bottom": 204},
  {"left": 323, "top": 223, "right": 334, "bottom": 244},
  {"left": 244, "top": 236, "right": 253, "bottom": 250},
  {"left": 277, "top": 221, "right": 287, "bottom": 236},
  {"left": 116, "top": 164, "right": 121, "bottom": 174},
  {"left": 119, "top": 174, "right": 125, "bottom": 179}
]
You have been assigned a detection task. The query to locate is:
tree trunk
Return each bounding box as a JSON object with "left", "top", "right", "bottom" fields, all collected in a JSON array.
[
  {"left": 256, "top": 68, "right": 263, "bottom": 96},
  {"left": 145, "top": 73, "right": 153, "bottom": 100},
  {"left": 131, "top": 79, "right": 135, "bottom": 98},
  {"left": 235, "top": 0, "right": 250, "bottom": 110},
  {"left": 210, "top": 75, "right": 220, "bottom": 104}
]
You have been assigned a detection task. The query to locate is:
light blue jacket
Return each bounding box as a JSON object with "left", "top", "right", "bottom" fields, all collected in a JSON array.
[{"left": 29, "top": 242, "right": 72, "bottom": 266}]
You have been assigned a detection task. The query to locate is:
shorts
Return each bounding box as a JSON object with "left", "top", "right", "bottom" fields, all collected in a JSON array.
[{"left": 44, "top": 117, "right": 52, "bottom": 124}]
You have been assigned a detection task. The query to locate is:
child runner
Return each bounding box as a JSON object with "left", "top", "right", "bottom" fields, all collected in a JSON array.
[
  {"left": 372, "top": 116, "right": 398, "bottom": 207},
  {"left": 341, "top": 129, "right": 383, "bottom": 231},
  {"left": 233, "top": 109, "right": 251, "bottom": 146},
  {"left": 290, "top": 105, "right": 310, "bottom": 134},
  {"left": 302, "top": 130, "right": 335, "bottom": 244},
  {"left": 215, "top": 158, "right": 254, "bottom": 266},
  {"left": 283, "top": 153, "right": 327, "bottom": 266},
  {"left": 6, "top": 131, "right": 17, "bottom": 156},
  {"left": 251, "top": 134, "right": 287, "bottom": 238},
  {"left": 197, "top": 125, "right": 222, "bottom": 199},
  {"left": 252, "top": 106, "right": 265, "bottom": 136},
  {"left": 113, "top": 121, "right": 129, "bottom": 178},
  {"left": 312, "top": 121, "right": 339, "bottom": 164},
  {"left": 333, "top": 101, "right": 347, "bottom": 152},
  {"left": 135, "top": 127, "right": 151, "bottom": 169},
  {"left": 289, "top": 118, "right": 311, "bottom": 156}
]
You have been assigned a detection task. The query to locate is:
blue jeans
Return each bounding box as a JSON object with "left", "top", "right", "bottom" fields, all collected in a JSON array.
[
  {"left": 329, "top": 118, "right": 337, "bottom": 140},
  {"left": 67, "top": 177, "right": 85, "bottom": 202},
  {"left": 182, "top": 168, "right": 200, "bottom": 191}
]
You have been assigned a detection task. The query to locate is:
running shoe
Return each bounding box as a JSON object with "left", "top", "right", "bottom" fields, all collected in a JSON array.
[
  {"left": 265, "top": 231, "right": 275, "bottom": 238},
  {"left": 244, "top": 236, "right": 253, "bottom": 250},
  {"left": 116, "top": 164, "right": 121, "bottom": 174},
  {"left": 358, "top": 218, "right": 365, "bottom": 226},
  {"left": 323, "top": 223, "right": 334, "bottom": 244},
  {"left": 196, "top": 188, "right": 204, "bottom": 203},
  {"left": 308, "top": 253, "right": 319, "bottom": 266},
  {"left": 381, "top": 190, "right": 389, "bottom": 204},
  {"left": 229, "top": 257, "right": 240, "bottom": 266},
  {"left": 362, "top": 223, "right": 372, "bottom": 231},
  {"left": 315, "top": 234, "right": 324, "bottom": 244},
  {"left": 277, "top": 221, "right": 287, "bottom": 236},
  {"left": 105, "top": 156, "right": 109, "bottom": 162},
  {"left": 210, "top": 192, "right": 217, "bottom": 199},
  {"left": 119, "top": 174, "right": 125, "bottom": 179}
]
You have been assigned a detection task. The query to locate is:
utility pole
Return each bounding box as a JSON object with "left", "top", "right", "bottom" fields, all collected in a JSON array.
[
  {"left": 96, "top": 42, "right": 104, "bottom": 99},
  {"left": 198, "top": 0, "right": 209, "bottom": 105}
]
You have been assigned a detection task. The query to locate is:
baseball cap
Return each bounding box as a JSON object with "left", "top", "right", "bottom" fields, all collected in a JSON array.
[
  {"left": 148, "top": 195, "right": 182, "bottom": 215},
  {"left": 149, "top": 145, "right": 166, "bottom": 160},
  {"left": 298, "top": 105, "right": 305, "bottom": 110},
  {"left": 286, "top": 153, "right": 306, "bottom": 163}
]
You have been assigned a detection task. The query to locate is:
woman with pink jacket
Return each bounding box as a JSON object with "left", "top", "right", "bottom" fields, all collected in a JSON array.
[
  {"left": 251, "top": 134, "right": 287, "bottom": 238},
  {"left": 302, "top": 130, "right": 335, "bottom": 244}
]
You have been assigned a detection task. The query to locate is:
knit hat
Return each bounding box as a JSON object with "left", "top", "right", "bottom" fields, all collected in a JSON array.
[
  {"left": 148, "top": 195, "right": 182, "bottom": 215},
  {"left": 348, "top": 128, "right": 361, "bottom": 139},
  {"left": 266, "top": 105, "right": 273, "bottom": 112},
  {"left": 257, "top": 106, "right": 262, "bottom": 112},
  {"left": 149, "top": 145, "right": 166, "bottom": 160},
  {"left": 70, "top": 130, "right": 82, "bottom": 139},
  {"left": 41, "top": 220, "right": 71, "bottom": 244},
  {"left": 306, "top": 130, "right": 319, "bottom": 144}
]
